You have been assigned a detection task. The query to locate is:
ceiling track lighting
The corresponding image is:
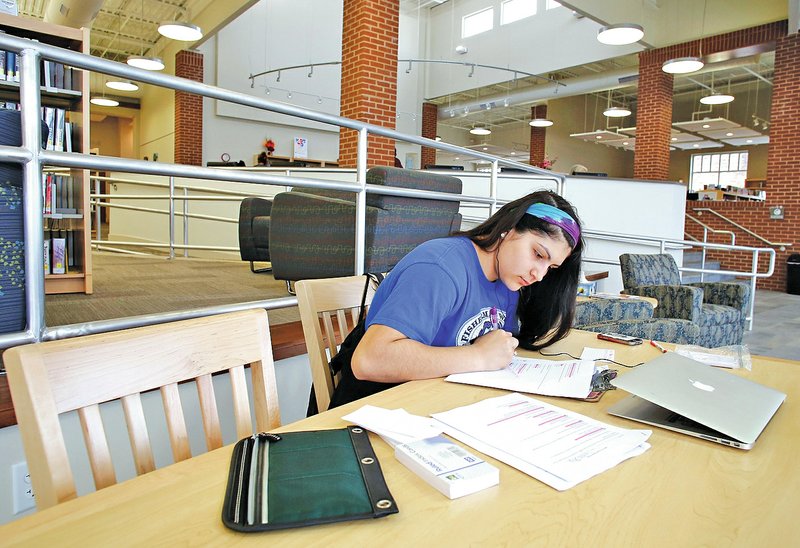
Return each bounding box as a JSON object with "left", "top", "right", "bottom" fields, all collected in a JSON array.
[
  {"left": 529, "top": 118, "right": 554, "bottom": 127},
  {"left": 158, "top": 21, "right": 203, "bottom": 41},
  {"left": 662, "top": 56, "right": 704, "bottom": 74},
  {"left": 603, "top": 106, "right": 632, "bottom": 117},
  {"left": 597, "top": 23, "right": 644, "bottom": 45}
]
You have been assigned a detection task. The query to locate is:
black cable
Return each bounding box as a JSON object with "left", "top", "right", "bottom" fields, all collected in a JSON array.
[{"left": 537, "top": 350, "right": 644, "bottom": 368}]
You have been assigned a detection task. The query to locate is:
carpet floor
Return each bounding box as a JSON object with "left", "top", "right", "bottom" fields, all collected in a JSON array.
[{"left": 45, "top": 252, "right": 298, "bottom": 327}]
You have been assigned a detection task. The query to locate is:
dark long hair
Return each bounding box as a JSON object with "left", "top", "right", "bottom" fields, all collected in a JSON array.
[{"left": 458, "top": 190, "right": 584, "bottom": 350}]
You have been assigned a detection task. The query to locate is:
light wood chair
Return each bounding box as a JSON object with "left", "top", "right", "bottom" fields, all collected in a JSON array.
[
  {"left": 3, "top": 309, "right": 280, "bottom": 510},
  {"left": 295, "top": 275, "right": 378, "bottom": 413}
]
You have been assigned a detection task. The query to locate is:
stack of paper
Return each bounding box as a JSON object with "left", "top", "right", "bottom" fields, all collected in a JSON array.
[{"left": 432, "top": 392, "right": 651, "bottom": 491}]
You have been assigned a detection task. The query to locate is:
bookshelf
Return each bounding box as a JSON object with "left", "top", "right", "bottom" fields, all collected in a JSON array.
[{"left": 0, "top": 13, "right": 92, "bottom": 294}]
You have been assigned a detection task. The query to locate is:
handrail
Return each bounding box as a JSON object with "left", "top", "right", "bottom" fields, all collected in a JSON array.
[
  {"left": 685, "top": 212, "right": 735, "bottom": 283},
  {"left": 693, "top": 207, "right": 792, "bottom": 249}
]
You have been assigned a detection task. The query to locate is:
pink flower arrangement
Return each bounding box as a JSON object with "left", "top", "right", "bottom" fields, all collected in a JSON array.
[
  {"left": 535, "top": 155, "right": 557, "bottom": 170},
  {"left": 263, "top": 138, "right": 276, "bottom": 155}
]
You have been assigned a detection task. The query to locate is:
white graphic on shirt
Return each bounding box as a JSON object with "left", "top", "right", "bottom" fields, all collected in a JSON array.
[{"left": 456, "top": 307, "right": 505, "bottom": 346}]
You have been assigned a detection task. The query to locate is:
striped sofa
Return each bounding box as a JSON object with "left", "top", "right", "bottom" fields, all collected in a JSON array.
[{"left": 266, "top": 166, "right": 462, "bottom": 282}]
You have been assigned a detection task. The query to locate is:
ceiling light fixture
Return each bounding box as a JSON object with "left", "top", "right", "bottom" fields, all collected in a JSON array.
[
  {"left": 603, "top": 106, "right": 632, "bottom": 117},
  {"left": 128, "top": 0, "right": 164, "bottom": 71},
  {"left": 90, "top": 96, "right": 119, "bottom": 107},
  {"left": 700, "top": 92, "right": 734, "bottom": 105},
  {"left": 529, "top": 118, "right": 554, "bottom": 127},
  {"left": 106, "top": 80, "right": 139, "bottom": 92},
  {"left": 158, "top": 21, "right": 203, "bottom": 41},
  {"left": 469, "top": 125, "right": 491, "bottom": 136},
  {"left": 661, "top": 56, "right": 704, "bottom": 74},
  {"left": 597, "top": 23, "right": 644, "bottom": 45}
]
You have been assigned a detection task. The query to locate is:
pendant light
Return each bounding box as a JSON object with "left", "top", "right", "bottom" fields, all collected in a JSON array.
[
  {"left": 597, "top": 23, "right": 644, "bottom": 45},
  {"left": 469, "top": 125, "right": 491, "bottom": 136},
  {"left": 158, "top": 21, "right": 203, "bottom": 41},
  {"left": 90, "top": 74, "right": 119, "bottom": 107},
  {"left": 699, "top": 73, "right": 734, "bottom": 105},
  {"left": 127, "top": 0, "right": 164, "bottom": 71},
  {"left": 662, "top": 57, "right": 704, "bottom": 74},
  {"left": 529, "top": 118, "right": 554, "bottom": 127},
  {"left": 108, "top": 10, "right": 141, "bottom": 90},
  {"left": 603, "top": 91, "right": 631, "bottom": 118}
]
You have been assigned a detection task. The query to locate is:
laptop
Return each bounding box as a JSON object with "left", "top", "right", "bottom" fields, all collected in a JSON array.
[{"left": 607, "top": 352, "right": 786, "bottom": 450}]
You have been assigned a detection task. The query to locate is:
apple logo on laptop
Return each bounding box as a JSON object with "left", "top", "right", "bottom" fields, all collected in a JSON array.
[{"left": 689, "top": 378, "right": 715, "bottom": 392}]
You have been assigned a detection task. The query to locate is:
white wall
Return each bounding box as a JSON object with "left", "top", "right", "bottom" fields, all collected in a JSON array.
[{"left": 0, "top": 352, "right": 312, "bottom": 525}]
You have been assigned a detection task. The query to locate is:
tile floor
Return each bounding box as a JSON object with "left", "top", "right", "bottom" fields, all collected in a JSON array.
[{"left": 742, "top": 290, "right": 800, "bottom": 361}]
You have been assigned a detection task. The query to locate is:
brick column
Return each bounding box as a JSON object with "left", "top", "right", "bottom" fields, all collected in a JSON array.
[
  {"left": 174, "top": 50, "right": 203, "bottom": 166},
  {"left": 763, "top": 30, "right": 800, "bottom": 291},
  {"left": 633, "top": 56, "right": 672, "bottom": 180},
  {"left": 421, "top": 102, "right": 438, "bottom": 168},
  {"left": 339, "top": 0, "right": 399, "bottom": 168},
  {"left": 529, "top": 105, "right": 547, "bottom": 167}
]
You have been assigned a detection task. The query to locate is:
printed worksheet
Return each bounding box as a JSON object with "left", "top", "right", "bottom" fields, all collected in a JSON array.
[
  {"left": 446, "top": 356, "right": 595, "bottom": 398},
  {"left": 433, "top": 392, "right": 651, "bottom": 490}
]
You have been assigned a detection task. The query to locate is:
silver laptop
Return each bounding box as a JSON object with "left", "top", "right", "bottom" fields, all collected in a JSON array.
[{"left": 607, "top": 352, "right": 786, "bottom": 450}]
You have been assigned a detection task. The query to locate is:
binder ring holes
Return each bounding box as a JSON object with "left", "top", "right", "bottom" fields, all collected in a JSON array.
[
  {"left": 352, "top": 428, "right": 364, "bottom": 434},
  {"left": 361, "top": 457, "right": 374, "bottom": 465},
  {"left": 376, "top": 499, "right": 393, "bottom": 509}
]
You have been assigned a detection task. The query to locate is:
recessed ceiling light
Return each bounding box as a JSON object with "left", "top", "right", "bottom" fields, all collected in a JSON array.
[
  {"left": 90, "top": 97, "right": 119, "bottom": 107},
  {"left": 106, "top": 80, "right": 139, "bottom": 92},
  {"left": 702, "top": 124, "right": 711, "bottom": 129},
  {"left": 622, "top": 141, "right": 629, "bottom": 145},
  {"left": 595, "top": 135, "right": 603, "bottom": 139},
  {"left": 746, "top": 139, "right": 753, "bottom": 143},
  {"left": 693, "top": 144, "right": 700, "bottom": 147},
  {"left": 662, "top": 56, "right": 704, "bottom": 74},
  {"left": 700, "top": 92, "right": 735, "bottom": 105},
  {"left": 603, "top": 106, "right": 631, "bottom": 117},
  {"left": 482, "top": 147, "right": 488, "bottom": 151},
  {"left": 671, "top": 137, "right": 678, "bottom": 141},
  {"left": 597, "top": 23, "right": 644, "bottom": 45},
  {"left": 127, "top": 55, "right": 165, "bottom": 71},
  {"left": 726, "top": 132, "right": 734, "bottom": 137},
  {"left": 510, "top": 152, "right": 516, "bottom": 155},
  {"left": 158, "top": 21, "right": 203, "bottom": 41}
]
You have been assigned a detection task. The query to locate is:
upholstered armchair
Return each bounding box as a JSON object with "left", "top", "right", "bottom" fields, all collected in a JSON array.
[
  {"left": 238, "top": 197, "right": 272, "bottom": 272},
  {"left": 573, "top": 297, "right": 701, "bottom": 345},
  {"left": 267, "top": 166, "right": 462, "bottom": 284},
  {"left": 618, "top": 253, "right": 750, "bottom": 347}
]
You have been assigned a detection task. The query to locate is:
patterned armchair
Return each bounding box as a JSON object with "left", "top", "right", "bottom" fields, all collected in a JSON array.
[
  {"left": 619, "top": 253, "right": 750, "bottom": 347},
  {"left": 267, "top": 166, "right": 462, "bottom": 283},
  {"left": 573, "top": 297, "right": 701, "bottom": 345}
]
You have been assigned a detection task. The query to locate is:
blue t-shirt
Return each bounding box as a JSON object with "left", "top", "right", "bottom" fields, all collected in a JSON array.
[{"left": 365, "top": 236, "right": 519, "bottom": 346}]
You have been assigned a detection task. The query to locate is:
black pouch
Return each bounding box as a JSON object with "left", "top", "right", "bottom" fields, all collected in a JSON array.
[{"left": 221, "top": 426, "right": 398, "bottom": 532}]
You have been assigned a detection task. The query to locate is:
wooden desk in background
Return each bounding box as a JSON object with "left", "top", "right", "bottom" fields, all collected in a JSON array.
[{"left": 1, "top": 330, "right": 797, "bottom": 546}]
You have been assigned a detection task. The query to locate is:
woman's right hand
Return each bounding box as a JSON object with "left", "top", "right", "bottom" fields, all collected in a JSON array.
[{"left": 471, "top": 329, "right": 519, "bottom": 371}]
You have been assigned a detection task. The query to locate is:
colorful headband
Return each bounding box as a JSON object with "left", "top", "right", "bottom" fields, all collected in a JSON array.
[{"left": 525, "top": 203, "right": 580, "bottom": 247}]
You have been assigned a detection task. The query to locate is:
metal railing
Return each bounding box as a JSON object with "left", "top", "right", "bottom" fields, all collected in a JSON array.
[
  {"left": 0, "top": 32, "right": 562, "bottom": 351},
  {"left": 692, "top": 207, "right": 793, "bottom": 250},
  {"left": 685, "top": 212, "right": 735, "bottom": 282}
]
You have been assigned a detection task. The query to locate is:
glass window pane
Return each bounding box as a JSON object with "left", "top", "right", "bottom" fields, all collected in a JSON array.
[
  {"left": 719, "top": 171, "right": 746, "bottom": 188},
  {"left": 692, "top": 154, "right": 702, "bottom": 172},
  {"left": 463, "top": 8, "right": 494, "bottom": 38},
  {"left": 719, "top": 154, "right": 729, "bottom": 172},
  {"left": 694, "top": 172, "right": 719, "bottom": 188},
  {"left": 710, "top": 154, "right": 720, "bottom": 171},
  {"left": 701, "top": 155, "right": 711, "bottom": 172},
  {"left": 728, "top": 153, "right": 739, "bottom": 171},
  {"left": 502, "top": 0, "right": 536, "bottom": 25},
  {"left": 739, "top": 152, "right": 748, "bottom": 170},
  {"left": 546, "top": 0, "right": 562, "bottom": 9}
]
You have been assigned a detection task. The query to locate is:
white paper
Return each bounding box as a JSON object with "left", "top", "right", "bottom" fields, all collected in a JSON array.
[
  {"left": 580, "top": 347, "right": 615, "bottom": 362},
  {"left": 342, "top": 405, "right": 443, "bottom": 445},
  {"left": 446, "top": 357, "right": 594, "bottom": 398},
  {"left": 432, "top": 393, "right": 651, "bottom": 490},
  {"left": 674, "top": 349, "right": 739, "bottom": 369}
]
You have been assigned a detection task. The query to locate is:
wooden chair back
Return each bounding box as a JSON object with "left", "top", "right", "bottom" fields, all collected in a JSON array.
[
  {"left": 295, "top": 275, "right": 378, "bottom": 413},
  {"left": 3, "top": 309, "right": 280, "bottom": 510}
]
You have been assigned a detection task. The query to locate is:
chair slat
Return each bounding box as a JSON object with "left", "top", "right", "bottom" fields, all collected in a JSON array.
[
  {"left": 77, "top": 404, "right": 116, "bottom": 490},
  {"left": 250, "top": 360, "right": 281, "bottom": 432},
  {"left": 121, "top": 393, "right": 156, "bottom": 476},
  {"left": 196, "top": 373, "right": 223, "bottom": 451},
  {"left": 322, "top": 313, "right": 338, "bottom": 359},
  {"left": 160, "top": 383, "right": 191, "bottom": 463},
  {"left": 229, "top": 365, "right": 253, "bottom": 439}
]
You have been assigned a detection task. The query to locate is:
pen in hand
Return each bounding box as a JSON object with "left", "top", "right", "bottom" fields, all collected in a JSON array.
[
  {"left": 650, "top": 340, "right": 668, "bottom": 353},
  {"left": 490, "top": 306, "right": 499, "bottom": 331}
]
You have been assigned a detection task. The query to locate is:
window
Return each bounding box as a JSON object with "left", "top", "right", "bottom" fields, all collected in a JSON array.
[
  {"left": 689, "top": 152, "right": 749, "bottom": 192},
  {"left": 501, "top": 0, "right": 536, "bottom": 25},
  {"left": 546, "top": 0, "right": 562, "bottom": 9},
  {"left": 462, "top": 7, "right": 494, "bottom": 38}
]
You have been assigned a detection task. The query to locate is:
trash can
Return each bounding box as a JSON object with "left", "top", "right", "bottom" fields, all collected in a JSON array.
[{"left": 788, "top": 254, "right": 800, "bottom": 296}]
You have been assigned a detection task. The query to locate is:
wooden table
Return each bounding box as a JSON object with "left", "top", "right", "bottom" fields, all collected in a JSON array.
[{"left": 2, "top": 330, "right": 797, "bottom": 547}]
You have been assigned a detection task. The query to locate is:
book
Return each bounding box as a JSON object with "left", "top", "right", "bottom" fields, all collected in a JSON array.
[
  {"left": 43, "top": 239, "right": 50, "bottom": 274},
  {"left": 0, "top": 49, "right": 6, "bottom": 81},
  {"left": 394, "top": 435, "right": 499, "bottom": 499},
  {"left": 52, "top": 237, "right": 66, "bottom": 274}
]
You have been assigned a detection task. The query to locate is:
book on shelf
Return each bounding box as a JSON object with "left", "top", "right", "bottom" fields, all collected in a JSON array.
[
  {"left": 51, "top": 237, "right": 66, "bottom": 274},
  {"left": 43, "top": 239, "right": 50, "bottom": 275},
  {"left": 0, "top": 49, "right": 6, "bottom": 81}
]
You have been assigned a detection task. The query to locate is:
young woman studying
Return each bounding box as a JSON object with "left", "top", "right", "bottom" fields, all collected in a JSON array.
[{"left": 328, "top": 190, "right": 584, "bottom": 408}]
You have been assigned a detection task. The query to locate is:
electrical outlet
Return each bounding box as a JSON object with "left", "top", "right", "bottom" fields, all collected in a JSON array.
[{"left": 11, "top": 462, "right": 35, "bottom": 514}]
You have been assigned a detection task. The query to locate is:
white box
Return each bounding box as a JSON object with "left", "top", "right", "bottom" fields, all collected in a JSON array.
[{"left": 395, "top": 435, "right": 499, "bottom": 499}]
